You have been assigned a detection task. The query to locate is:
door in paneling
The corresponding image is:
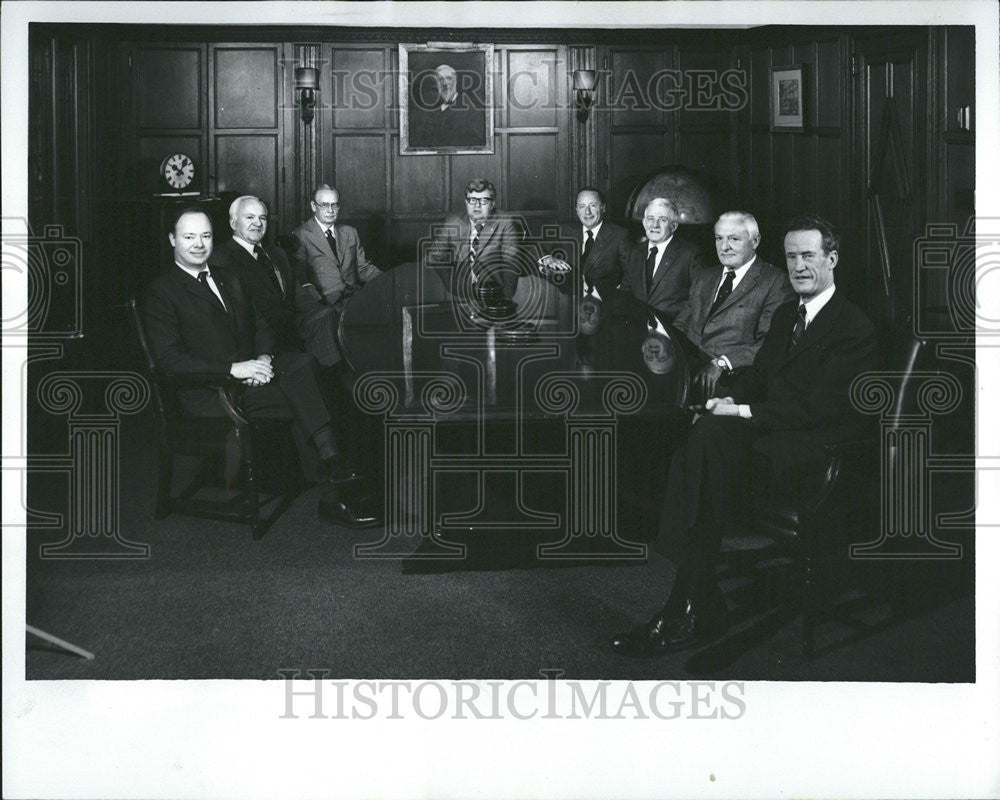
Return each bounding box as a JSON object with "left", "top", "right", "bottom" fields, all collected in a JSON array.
[{"left": 855, "top": 32, "right": 926, "bottom": 324}]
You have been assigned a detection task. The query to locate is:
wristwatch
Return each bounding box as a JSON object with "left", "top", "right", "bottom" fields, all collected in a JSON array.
[{"left": 714, "top": 357, "right": 730, "bottom": 373}]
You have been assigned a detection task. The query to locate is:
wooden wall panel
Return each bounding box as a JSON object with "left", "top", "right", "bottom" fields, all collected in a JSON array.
[
  {"left": 214, "top": 48, "right": 277, "bottom": 129},
  {"left": 331, "top": 48, "right": 387, "bottom": 129},
  {"left": 507, "top": 50, "right": 559, "bottom": 129},
  {"left": 333, "top": 135, "right": 386, "bottom": 211},
  {"left": 136, "top": 47, "right": 201, "bottom": 130},
  {"left": 749, "top": 47, "right": 770, "bottom": 127},
  {"left": 391, "top": 148, "right": 446, "bottom": 212},
  {"left": 816, "top": 137, "right": 842, "bottom": 222},
  {"left": 609, "top": 49, "right": 666, "bottom": 127},
  {"left": 215, "top": 135, "right": 278, "bottom": 209},
  {"left": 677, "top": 131, "right": 733, "bottom": 188},
  {"left": 610, "top": 131, "right": 669, "bottom": 216},
  {"left": 815, "top": 39, "right": 841, "bottom": 127},
  {"left": 508, "top": 134, "right": 559, "bottom": 211}
]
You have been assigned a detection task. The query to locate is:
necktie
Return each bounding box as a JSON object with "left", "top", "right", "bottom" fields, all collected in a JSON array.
[
  {"left": 254, "top": 244, "right": 285, "bottom": 297},
  {"left": 789, "top": 303, "right": 807, "bottom": 350},
  {"left": 324, "top": 228, "right": 339, "bottom": 263},
  {"left": 583, "top": 229, "right": 594, "bottom": 261},
  {"left": 197, "top": 270, "right": 228, "bottom": 312},
  {"left": 711, "top": 269, "right": 735, "bottom": 313},
  {"left": 645, "top": 246, "right": 658, "bottom": 293},
  {"left": 470, "top": 222, "right": 484, "bottom": 280}
]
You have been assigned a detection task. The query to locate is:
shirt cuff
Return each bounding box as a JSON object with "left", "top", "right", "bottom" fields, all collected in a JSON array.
[
  {"left": 737, "top": 404, "right": 752, "bottom": 419},
  {"left": 719, "top": 355, "right": 732, "bottom": 371}
]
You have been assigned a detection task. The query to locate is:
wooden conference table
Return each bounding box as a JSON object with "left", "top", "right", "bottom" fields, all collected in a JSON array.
[{"left": 339, "top": 262, "right": 692, "bottom": 568}]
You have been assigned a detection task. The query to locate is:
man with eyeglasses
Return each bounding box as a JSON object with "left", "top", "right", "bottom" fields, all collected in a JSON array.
[
  {"left": 619, "top": 197, "right": 707, "bottom": 323},
  {"left": 292, "top": 184, "right": 383, "bottom": 311},
  {"left": 537, "top": 187, "right": 631, "bottom": 299},
  {"left": 424, "top": 177, "right": 521, "bottom": 302}
]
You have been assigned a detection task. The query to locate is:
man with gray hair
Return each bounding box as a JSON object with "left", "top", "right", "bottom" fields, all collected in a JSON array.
[
  {"left": 211, "top": 194, "right": 304, "bottom": 351},
  {"left": 619, "top": 197, "right": 706, "bottom": 323},
  {"left": 674, "top": 210, "right": 794, "bottom": 400}
]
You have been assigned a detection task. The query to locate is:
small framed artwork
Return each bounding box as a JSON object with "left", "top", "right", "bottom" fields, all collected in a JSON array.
[
  {"left": 770, "top": 64, "right": 805, "bottom": 132},
  {"left": 399, "top": 42, "right": 494, "bottom": 155}
]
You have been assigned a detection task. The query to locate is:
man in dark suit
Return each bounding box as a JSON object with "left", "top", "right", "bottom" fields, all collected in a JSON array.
[
  {"left": 537, "top": 186, "right": 631, "bottom": 298},
  {"left": 408, "top": 63, "right": 487, "bottom": 149},
  {"left": 423, "top": 177, "right": 521, "bottom": 303},
  {"left": 674, "top": 210, "right": 794, "bottom": 400},
  {"left": 619, "top": 197, "right": 707, "bottom": 323},
  {"left": 142, "top": 207, "right": 378, "bottom": 527},
  {"left": 211, "top": 195, "right": 307, "bottom": 351},
  {"left": 611, "top": 214, "right": 877, "bottom": 655}
]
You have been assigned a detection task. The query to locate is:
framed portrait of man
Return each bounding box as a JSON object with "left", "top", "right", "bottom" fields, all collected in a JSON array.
[{"left": 399, "top": 42, "right": 494, "bottom": 154}]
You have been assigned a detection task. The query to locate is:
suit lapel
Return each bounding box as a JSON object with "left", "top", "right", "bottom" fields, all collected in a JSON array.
[
  {"left": 649, "top": 238, "right": 676, "bottom": 292},
  {"left": 711, "top": 258, "right": 763, "bottom": 317},
  {"left": 209, "top": 270, "right": 239, "bottom": 332},
  {"left": 311, "top": 218, "right": 341, "bottom": 266},
  {"left": 780, "top": 290, "right": 844, "bottom": 367},
  {"left": 175, "top": 266, "right": 231, "bottom": 321}
]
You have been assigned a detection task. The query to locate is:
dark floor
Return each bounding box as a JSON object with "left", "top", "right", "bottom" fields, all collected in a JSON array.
[{"left": 24, "top": 406, "right": 976, "bottom": 682}]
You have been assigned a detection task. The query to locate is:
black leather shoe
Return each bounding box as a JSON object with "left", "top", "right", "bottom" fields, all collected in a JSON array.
[
  {"left": 320, "top": 455, "right": 364, "bottom": 485},
  {"left": 611, "top": 589, "right": 729, "bottom": 657},
  {"left": 660, "top": 596, "right": 730, "bottom": 652},
  {"left": 319, "top": 491, "right": 381, "bottom": 529}
]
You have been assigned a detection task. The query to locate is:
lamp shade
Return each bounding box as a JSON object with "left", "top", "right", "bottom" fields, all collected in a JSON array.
[
  {"left": 294, "top": 67, "right": 320, "bottom": 90},
  {"left": 572, "top": 69, "right": 596, "bottom": 91}
]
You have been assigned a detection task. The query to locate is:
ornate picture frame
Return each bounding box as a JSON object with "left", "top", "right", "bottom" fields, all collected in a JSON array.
[
  {"left": 770, "top": 64, "right": 805, "bottom": 132},
  {"left": 399, "top": 42, "right": 494, "bottom": 155}
]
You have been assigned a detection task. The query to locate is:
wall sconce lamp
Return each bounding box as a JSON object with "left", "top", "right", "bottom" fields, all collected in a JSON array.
[
  {"left": 573, "top": 69, "right": 596, "bottom": 123},
  {"left": 294, "top": 67, "right": 320, "bottom": 124}
]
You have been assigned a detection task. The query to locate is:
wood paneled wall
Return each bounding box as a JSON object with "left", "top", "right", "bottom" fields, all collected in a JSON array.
[
  {"left": 26, "top": 24, "right": 976, "bottom": 331},
  {"left": 301, "top": 41, "right": 570, "bottom": 267}
]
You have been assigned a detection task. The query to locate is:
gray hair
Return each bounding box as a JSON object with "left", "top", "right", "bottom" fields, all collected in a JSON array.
[
  {"left": 716, "top": 210, "right": 760, "bottom": 241},
  {"left": 644, "top": 197, "right": 679, "bottom": 222},
  {"left": 229, "top": 194, "right": 265, "bottom": 222}
]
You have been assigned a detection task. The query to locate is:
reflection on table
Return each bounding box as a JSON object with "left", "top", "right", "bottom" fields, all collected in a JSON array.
[{"left": 339, "top": 262, "right": 692, "bottom": 568}]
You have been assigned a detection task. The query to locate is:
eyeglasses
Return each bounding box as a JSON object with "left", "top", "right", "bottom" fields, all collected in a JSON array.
[
  {"left": 644, "top": 216, "right": 672, "bottom": 226},
  {"left": 465, "top": 197, "right": 494, "bottom": 207},
  {"left": 315, "top": 202, "right": 339, "bottom": 210}
]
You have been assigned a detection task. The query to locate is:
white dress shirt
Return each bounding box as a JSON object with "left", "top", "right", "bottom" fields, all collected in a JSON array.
[{"left": 648, "top": 235, "right": 674, "bottom": 279}]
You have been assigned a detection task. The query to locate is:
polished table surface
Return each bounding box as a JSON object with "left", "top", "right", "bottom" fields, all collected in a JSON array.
[
  {"left": 338, "top": 262, "right": 692, "bottom": 564},
  {"left": 339, "top": 262, "right": 690, "bottom": 421}
]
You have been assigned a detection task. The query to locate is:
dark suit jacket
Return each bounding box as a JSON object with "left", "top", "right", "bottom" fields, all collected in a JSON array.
[
  {"left": 291, "top": 218, "right": 382, "bottom": 306},
  {"left": 731, "top": 288, "right": 878, "bottom": 467},
  {"left": 674, "top": 256, "right": 795, "bottom": 369},
  {"left": 542, "top": 220, "right": 631, "bottom": 298},
  {"left": 619, "top": 235, "right": 706, "bottom": 323},
  {"left": 142, "top": 264, "right": 275, "bottom": 414},
  {"left": 658, "top": 286, "right": 877, "bottom": 553},
  {"left": 424, "top": 213, "right": 522, "bottom": 299},
  {"left": 210, "top": 238, "right": 302, "bottom": 351},
  {"left": 408, "top": 93, "right": 486, "bottom": 149}
]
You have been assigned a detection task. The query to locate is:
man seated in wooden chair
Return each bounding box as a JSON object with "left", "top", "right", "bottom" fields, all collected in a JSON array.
[
  {"left": 142, "top": 207, "right": 380, "bottom": 529},
  {"left": 611, "top": 213, "right": 877, "bottom": 655}
]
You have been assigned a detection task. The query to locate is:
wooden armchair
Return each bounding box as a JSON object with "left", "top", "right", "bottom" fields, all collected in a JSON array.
[{"left": 128, "top": 297, "right": 299, "bottom": 539}]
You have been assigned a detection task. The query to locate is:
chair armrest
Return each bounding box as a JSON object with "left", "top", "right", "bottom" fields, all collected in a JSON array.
[
  {"left": 153, "top": 371, "right": 251, "bottom": 427},
  {"left": 154, "top": 370, "right": 233, "bottom": 389}
]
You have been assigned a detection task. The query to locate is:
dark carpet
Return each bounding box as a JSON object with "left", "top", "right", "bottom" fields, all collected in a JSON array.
[{"left": 25, "top": 410, "right": 975, "bottom": 682}]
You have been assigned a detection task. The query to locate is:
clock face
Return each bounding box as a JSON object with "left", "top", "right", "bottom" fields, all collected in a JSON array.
[{"left": 160, "top": 153, "right": 195, "bottom": 190}]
